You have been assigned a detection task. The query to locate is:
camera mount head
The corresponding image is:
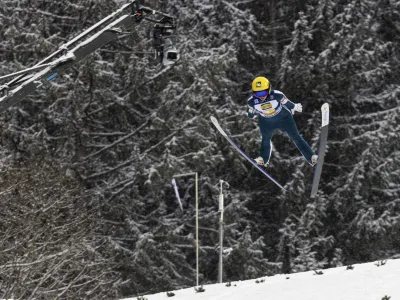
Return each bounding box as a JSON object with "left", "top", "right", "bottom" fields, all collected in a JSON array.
[
  {"left": 133, "top": 3, "right": 179, "bottom": 66},
  {"left": 153, "top": 16, "right": 179, "bottom": 66}
]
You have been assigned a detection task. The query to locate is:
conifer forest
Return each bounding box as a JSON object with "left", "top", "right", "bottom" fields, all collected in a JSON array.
[{"left": 0, "top": 0, "right": 399, "bottom": 299}]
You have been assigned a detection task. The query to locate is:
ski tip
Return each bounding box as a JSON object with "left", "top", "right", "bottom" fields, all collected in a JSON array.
[
  {"left": 321, "top": 103, "right": 329, "bottom": 127},
  {"left": 210, "top": 116, "right": 228, "bottom": 137}
]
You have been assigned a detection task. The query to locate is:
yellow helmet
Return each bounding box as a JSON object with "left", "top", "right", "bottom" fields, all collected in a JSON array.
[{"left": 252, "top": 76, "right": 271, "bottom": 93}]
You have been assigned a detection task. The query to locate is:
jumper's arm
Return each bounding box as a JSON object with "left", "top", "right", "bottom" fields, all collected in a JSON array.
[{"left": 0, "top": 0, "right": 176, "bottom": 114}]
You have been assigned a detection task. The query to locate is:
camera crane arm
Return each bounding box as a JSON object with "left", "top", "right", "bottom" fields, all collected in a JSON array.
[{"left": 0, "top": 0, "right": 177, "bottom": 114}]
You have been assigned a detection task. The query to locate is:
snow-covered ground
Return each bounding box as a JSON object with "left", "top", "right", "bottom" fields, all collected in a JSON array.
[{"left": 124, "top": 259, "right": 400, "bottom": 300}]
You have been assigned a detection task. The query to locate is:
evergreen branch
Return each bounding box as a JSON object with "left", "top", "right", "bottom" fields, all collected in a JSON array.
[{"left": 83, "top": 118, "right": 150, "bottom": 160}]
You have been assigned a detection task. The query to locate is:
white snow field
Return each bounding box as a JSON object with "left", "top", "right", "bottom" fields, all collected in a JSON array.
[{"left": 124, "top": 259, "right": 400, "bottom": 300}]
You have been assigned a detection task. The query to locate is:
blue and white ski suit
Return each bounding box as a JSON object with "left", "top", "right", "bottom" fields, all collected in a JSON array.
[{"left": 247, "top": 90, "right": 315, "bottom": 164}]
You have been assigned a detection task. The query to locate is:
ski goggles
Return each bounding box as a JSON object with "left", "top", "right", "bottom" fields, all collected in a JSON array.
[{"left": 254, "top": 90, "right": 269, "bottom": 98}]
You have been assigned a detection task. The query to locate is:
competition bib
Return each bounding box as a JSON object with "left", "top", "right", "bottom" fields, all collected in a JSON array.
[
  {"left": 262, "top": 108, "right": 276, "bottom": 116},
  {"left": 256, "top": 100, "right": 280, "bottom": 117}
]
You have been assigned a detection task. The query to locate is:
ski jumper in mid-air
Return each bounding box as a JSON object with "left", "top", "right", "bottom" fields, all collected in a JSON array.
[{"left": 247, "top": 76, "right": 317, "bottom": 167}]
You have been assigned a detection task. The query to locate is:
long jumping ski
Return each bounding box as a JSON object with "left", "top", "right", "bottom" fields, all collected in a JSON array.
[
  {"left": 210, "top": 116, "right": 286, "bottom": 191},
  {"left": 310, "top": 103, "right": 329, "bottom": 197}
]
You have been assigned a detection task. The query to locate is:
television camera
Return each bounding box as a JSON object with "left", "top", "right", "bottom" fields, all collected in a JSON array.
[{"left": 153, "top": 16, "right": 179, "bottom": 66}]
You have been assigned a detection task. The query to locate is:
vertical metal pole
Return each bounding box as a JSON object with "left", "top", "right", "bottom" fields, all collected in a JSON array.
[
  {"left": 172, "top": 172, "right": 200, "bottom": 287},
  {"left": 195, "top": 172, "right": 199, "bottom": 287},
  {"left": 218, "top": 180, "right": 224, "bottom": 283}
]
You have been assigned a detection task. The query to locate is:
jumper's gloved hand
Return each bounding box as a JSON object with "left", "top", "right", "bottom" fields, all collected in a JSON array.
[
  {"left": 248, "top": 107, "right": 256, "bottom": 114},
  {"left": 292, "top": 103, "right": 303, "bottom": 114},
  {"left": 247, "top": 107, "right": 257, "bottom": 119}
]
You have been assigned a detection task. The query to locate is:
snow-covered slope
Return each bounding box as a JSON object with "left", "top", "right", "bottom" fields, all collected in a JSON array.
[{"left": 124, "top": 259, "right": 400, "bottom": 300}]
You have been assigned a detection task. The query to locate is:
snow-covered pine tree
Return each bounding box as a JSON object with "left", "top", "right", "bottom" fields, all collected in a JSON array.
[
  {"left": 277, "top": 195, "right": 342, "bottom": 273},
  {"left": 225, "top": 225, "right": 281, "bottom": 280}
]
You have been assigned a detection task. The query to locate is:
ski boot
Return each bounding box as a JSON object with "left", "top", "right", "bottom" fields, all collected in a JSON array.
[
  {"left": 311, "top": 155, "right": 318, "bottom": 166},
  {"left": 255, "top": 156, "right": 269, "bottom": 167}
]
